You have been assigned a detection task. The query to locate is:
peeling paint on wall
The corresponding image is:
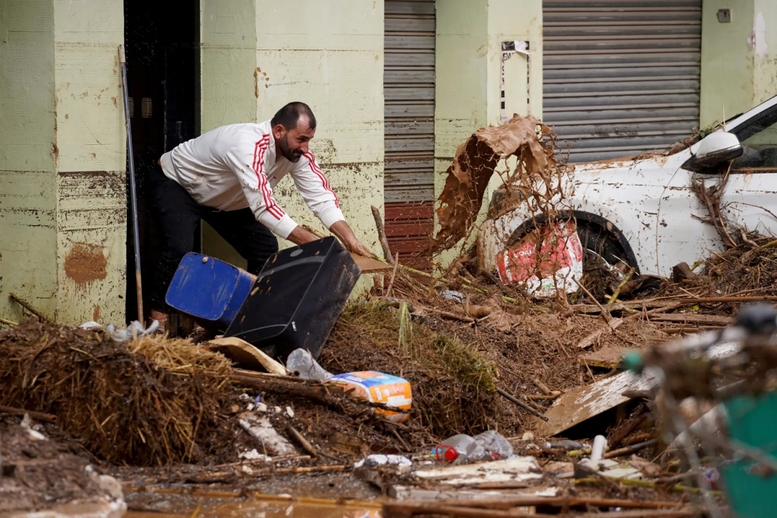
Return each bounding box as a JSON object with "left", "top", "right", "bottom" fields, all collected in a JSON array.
[
  {"left": 750, "top": 12, "right": 768, "bottom": 56},
  {"left": 64, "top": 242, "right": 108, "bottom": 287}
]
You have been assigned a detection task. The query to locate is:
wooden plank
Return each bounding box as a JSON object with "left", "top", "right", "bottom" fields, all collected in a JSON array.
[
  {"left": 352, "top": 254, "right": 392, "bottom": 273},
  {"left": 648, "top": 313, "right": 733, "bottom": 325},
  {"left": 534, "top": 370, "right": 658, "bottom": 437},
  {"left": 537, "top": 342, "right": 738, "bottom": 436},
  {"left": 413, "top": 457, "right": 543, "bottom": 486}
]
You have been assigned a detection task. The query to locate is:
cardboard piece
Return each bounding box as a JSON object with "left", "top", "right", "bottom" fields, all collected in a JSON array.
[
  {"left": 208, "top": 337, "right": 289, "bottom": 375},
  {"left": 351, "top": 253, "right": 393, "bottom": 273}
]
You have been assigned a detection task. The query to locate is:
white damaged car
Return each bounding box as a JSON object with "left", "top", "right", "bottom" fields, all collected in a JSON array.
[{"left": 478, "top": 95, "right": 777, "bottom": 277}]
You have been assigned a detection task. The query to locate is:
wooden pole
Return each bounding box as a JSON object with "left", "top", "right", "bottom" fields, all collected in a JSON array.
[{"left": 371, "top": 205, "right": 395, "bottom": 264}]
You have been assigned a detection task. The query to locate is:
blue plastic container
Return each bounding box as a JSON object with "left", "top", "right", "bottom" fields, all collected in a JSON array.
[{"left": 165, "top": 252, "right": 256, "bottom": 328}]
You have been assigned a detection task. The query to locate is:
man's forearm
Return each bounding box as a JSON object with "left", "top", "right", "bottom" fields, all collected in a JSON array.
[
  {"left": 286, "top": 225, "right": 320, "bottom": 245},
  {"left": 329, "top": 220, "right": 358, "bottom": 246},
  {"left": 329, "top": 220, "right": 372, "bottom": 257}
]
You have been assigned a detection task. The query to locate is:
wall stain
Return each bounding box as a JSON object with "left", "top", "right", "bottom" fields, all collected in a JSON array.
[
  {"left": 64, "top": 242, "right": 107, "bottom": 287},
  {"left": 93, "top": 305, "right": 101, "bottom": 321},
  {"left": 254, "top": 67, "right": 269, "bottom": 98}
]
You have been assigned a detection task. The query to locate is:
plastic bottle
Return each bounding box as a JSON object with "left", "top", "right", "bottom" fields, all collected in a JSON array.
[
  {"left": 433, "top": 434, "right": 485, "bottom": 462},
  {"left": 473, "top": 430, "right": 514, "bottom": 460},
  {"left": 434, "top": 431, "right": 513, "bottom": 462},
  {"left": 286, "top": 348, "right": 332, "bottom": 381},
  {"left": 590, "top": 435, "right": 607, "bottom": 463}
]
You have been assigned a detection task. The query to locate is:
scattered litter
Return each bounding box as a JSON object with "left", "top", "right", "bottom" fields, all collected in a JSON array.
[
  {"left": 354, "top": 454, "right": 412, "bottom": 469},
  {"left": 440, "top": 290, "right": 466, "bottom": 303},
  {"left": 20, "top": 413, "right": 46, "bottom": 441},
  {"left": 414, "top": 456, "right": 543, "bottom": 486},
  {"left": 238, "top": 449, "right": 270, "bottom": 462},
  {"left": 286, "top": 348, "right": 332, "bottom": 381},
  {"left": 546, "top": 440, "right": 583, "bottom": 450},
  {"left": 79, "top": 320, "right": 159, "bottom": 342},
  {"left": 329, "top": 371, "right": 412, "bottom": 422},
  {"left": 237, "top": 413, "right": 296, "bottom": 456}
]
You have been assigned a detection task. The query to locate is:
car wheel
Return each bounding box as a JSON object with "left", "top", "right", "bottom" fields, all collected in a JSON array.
[{"left": 576, "top": 224, "right": 630, "bottom": 270}]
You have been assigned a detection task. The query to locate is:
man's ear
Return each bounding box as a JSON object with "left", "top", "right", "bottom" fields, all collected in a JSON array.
[{"left": 272, "top": 123, "right": 286, "bottom": 140}]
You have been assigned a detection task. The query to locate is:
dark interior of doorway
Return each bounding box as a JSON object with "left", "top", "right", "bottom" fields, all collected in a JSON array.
[{"left": 123, "top": 0, "right": 199, "bottom": 328}]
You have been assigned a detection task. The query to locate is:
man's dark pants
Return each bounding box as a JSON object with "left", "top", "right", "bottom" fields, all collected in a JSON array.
[{"left": 147, "top": 166, "right": 278, "bottom": 312}]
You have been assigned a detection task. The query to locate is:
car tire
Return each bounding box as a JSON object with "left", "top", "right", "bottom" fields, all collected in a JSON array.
[{"left": 576, "top": 224, "right": 630, "bottom": 270}]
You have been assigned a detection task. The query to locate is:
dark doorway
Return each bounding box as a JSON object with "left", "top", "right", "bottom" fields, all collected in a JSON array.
[{"left": 123, "top": 0, "right": 199, "bottom": 324}]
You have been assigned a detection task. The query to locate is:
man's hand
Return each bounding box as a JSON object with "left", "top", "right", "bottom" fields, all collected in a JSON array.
[
  {"left": 346, "top": 238, "right": 373, "bottom": 258},
  {"left": 330, "top": 221, "right": 373, "bottom": 257}
]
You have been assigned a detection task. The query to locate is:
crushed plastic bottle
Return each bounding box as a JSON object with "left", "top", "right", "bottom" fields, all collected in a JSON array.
[
  {"left": 286, "top": 348, "right": 332, "bottom": 381},
  {"left": 433, "top": 434, "right": 485, "bottom": 462},
  {"left": 434, "top": 430, "right": 513, "bottom": 462},
  {"left": 475, "top": 430, "right": 514, "bottom": 459}
]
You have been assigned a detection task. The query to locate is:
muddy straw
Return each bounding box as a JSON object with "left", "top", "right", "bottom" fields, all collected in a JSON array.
[{"left": 0, "top": 321, "right": 237, "bottom": 465}]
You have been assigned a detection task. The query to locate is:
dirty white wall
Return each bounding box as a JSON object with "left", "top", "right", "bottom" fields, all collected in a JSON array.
[
  {"left": 701, "top": 1, "right": 777, "bottom": 127},
  {"left": 200, "top": 0, "right": 384, "bottom": 268},
  {"left": 0, "top": 1, "right": 125, "bottom": 326},
  {"left": 433, "top": 0, "right": 542, "bottom": 259}
]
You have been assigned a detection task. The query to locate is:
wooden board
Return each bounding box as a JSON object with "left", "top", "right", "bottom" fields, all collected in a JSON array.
[
  {"left": 534, "top": 370, "right": 658, "bottom": 437},
  {"left": 207, "top": 337, "right": 289, "bottom": 375},
  {"left": 351, "top": 253, "right": 393, "bottom": 273},
  {"left": 537, "top": 341, "right": 739, "bottom": 436}
]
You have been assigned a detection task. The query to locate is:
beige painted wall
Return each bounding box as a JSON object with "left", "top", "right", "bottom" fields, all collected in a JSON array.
[
  {"left": 200, "top": 0, "right": 384, "bottom": 272},
  {"left": 0, "top": 0, "right": 58, "bottom": 324},
  {"left": 433, "top": 0, "right": 542, "bottom": 260},
  {"left": 701, "top": 0, "right": 777, "bottom": 127},
  {"left": 0, "top": 1, "right": 125, "bottom": 326}
]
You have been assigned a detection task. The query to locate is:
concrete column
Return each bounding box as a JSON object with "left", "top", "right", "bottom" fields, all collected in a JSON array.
[
  {"left": 434, "top": 0, "right": 542, "bottom": 257},
  {"left": 0, "top": 0, "right": 58, "bottom": 323},
  {"left": 53, "top": 0, "right": 126, "bottom": 325},
  {"left": 200, "top": 0, "right": 384, "bottom": 268},
  {"left": 701, "top": 1, "right": 777, "bottom": 127},
  {"left": 0, "top": 0, "right": 125, "bottom": 326}
]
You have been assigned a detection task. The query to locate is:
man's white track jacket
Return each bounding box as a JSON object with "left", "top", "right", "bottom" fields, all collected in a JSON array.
[{"left": 159, "top": 120, "right": 344, "bottom": 239}]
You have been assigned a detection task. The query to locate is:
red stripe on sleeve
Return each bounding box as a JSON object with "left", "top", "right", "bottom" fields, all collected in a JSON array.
[{"left": 303, "top": 152, "right": 340, "bottom": 208}]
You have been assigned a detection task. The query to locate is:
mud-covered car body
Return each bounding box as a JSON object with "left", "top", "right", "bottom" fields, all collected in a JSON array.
[{"left": 478, "top": 95, "right": 777, "bottom": 277}]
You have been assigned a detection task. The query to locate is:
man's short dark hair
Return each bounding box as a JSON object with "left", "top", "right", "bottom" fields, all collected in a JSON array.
[{"left": 271, "top": 102, "right": 316, "bottom": 131}]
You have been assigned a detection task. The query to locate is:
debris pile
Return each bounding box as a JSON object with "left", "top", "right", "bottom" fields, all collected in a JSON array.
[
  {"left": 432, "top": 115, "right": 567, "bottom": 254},
  {"left": 321, "top": 301, "right": 499, "bottom": 438},
  {"left": 0, "top": 321, "right": 238, "bottom": 465},
  {"left": 0, "top": 419, "right": 126, "bottom": 516}
]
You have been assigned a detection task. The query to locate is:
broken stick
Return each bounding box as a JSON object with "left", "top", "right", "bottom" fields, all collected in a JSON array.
[
  {"left": 10, "top": 293, "right": 51, "bottom": 324},
  {"left": 371, "top": 205, "right": 394, "bottom": 264},
  {"left": 497, "top": 388, "right": 548, "bottom": 421},
  {"left": 603, "top": 438, "right": 657, "bottom": 459},
  {"left": 533, "top": 378, "right": 551, "bottom": 395},
  {"left": 286, "top": 424, "right": 318, "bottom": 457},
  {"left": 0, "top": 404, "right": 57, "bottom": 423}
]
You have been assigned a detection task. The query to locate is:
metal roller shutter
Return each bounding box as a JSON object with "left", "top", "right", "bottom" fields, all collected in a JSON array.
[
  {"left": 384, "top": 0, "right": 435, "bottom": 267},
  {"left": 543, "top": 0, "right": 702, "bottom": 163}
]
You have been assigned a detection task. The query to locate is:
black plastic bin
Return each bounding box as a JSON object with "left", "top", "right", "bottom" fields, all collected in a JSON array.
[{"left": 224, "top": 236, "right": 361, "bottom": 361}]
